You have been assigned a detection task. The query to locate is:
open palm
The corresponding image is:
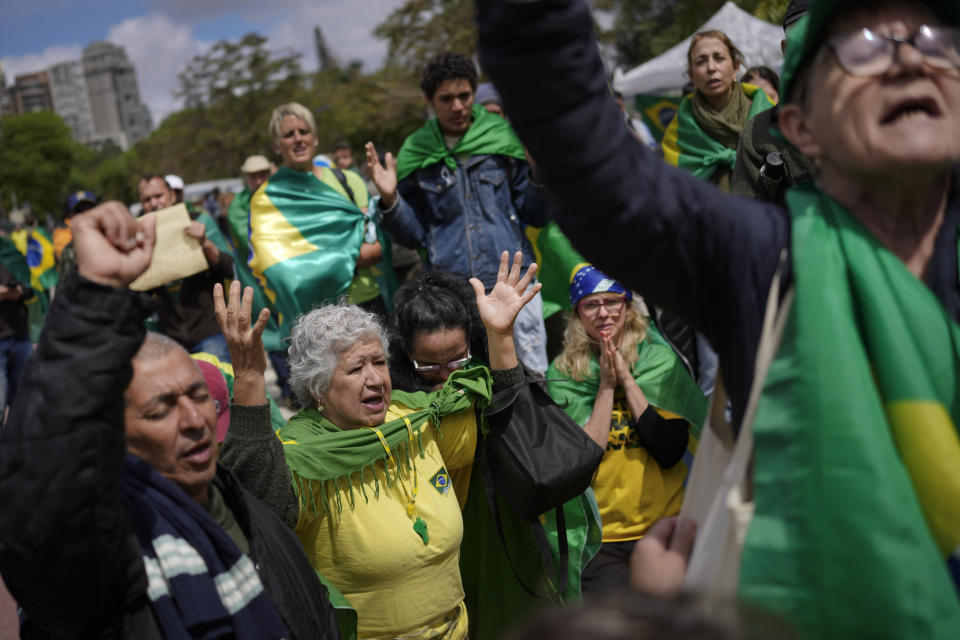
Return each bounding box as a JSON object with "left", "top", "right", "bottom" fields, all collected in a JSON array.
[{"left": 470, "top": 251, "right": 541, "bottom": 336}]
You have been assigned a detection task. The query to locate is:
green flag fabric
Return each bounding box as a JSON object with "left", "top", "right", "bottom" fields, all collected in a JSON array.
[
  {"left": 740, "top": 183, "right": 960, "bottom": 638},
  {"left": 278, "top": 366, "right": 493, "bottom": 514},
  {"left": 248, "top": 167, "right": 366, "bottom": 339},
  {"left": 525, "top": 222, "right": 587, "bottom": 318},
  {"left": 661, "top": 84, "right": 773, "bottom": 181},
  {"left": 396, "top": 104, "right": 527, "bottom": 181},
  {"left": 226, "top": 187, "right": 253, "bottom": 260},
  {"left": 632, "top": 94, "right": 682, "bottom": 144}
]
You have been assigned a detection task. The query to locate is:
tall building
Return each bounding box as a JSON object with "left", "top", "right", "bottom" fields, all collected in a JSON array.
[
  {"left": 12, "top": 71, "right": 53, "bottom": 114},
  {"left": 82, "top": 41, "right": 153, "bottom": 150},
  {"left": 0, "top": 63, "right": 13, "bottom": 117},
  {"left": 49, "top": 61, "right": 95, "bottom": 144}
]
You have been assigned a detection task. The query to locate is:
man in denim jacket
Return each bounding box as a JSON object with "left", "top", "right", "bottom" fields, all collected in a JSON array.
[{"left": 367, "top": 53, "right": 551, "bottom": 373}]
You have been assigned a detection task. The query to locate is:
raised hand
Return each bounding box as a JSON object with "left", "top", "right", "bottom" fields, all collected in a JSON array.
[
  {"left": 469, "top": 250, "right": 541, "bottom": 337},
  {"left": 73, "top": 201, "right": 156, "bottom": 289},
  {"left": 364, "top": 142, "right": 398, "bottom": 208},
  {"left": 214, "top": 281, "right": 271, "bottom": 406}
]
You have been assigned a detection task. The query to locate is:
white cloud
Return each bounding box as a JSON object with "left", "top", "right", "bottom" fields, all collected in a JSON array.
[
  {"left": 107, "top": 14, "right": 211, "bottom": 124},
  {"left": 263, "top": 0, "right": 398, "bottom": 73},
  {"left": 1, "top": 44, "right": 84, "bottom": 81}
]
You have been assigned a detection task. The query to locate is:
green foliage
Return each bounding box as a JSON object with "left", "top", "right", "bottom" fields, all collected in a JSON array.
[
  {"left": 606, "top": 0, "right": 790, "bottom": 69},
  {"left": 0, "top": 111, "right": 76, "bottom": 221},
  {"left": 68, "top": 140, "right": 135, "bottom": 206},
  {"left": 373, "top": 0, "right": 477, "bottom": 74}
]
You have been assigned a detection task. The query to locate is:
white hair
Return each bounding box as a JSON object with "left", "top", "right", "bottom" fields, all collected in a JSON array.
[
  {"left": 269, "top": 102, "right": 317, "bottom": 143},
  {"left": 287, "top": 303, "right": 389, "bottom": 408}
]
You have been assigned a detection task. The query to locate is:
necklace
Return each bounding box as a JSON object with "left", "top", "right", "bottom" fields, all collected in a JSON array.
[{"left": 368, "top": 416, "right": 429, "bottom": 545}]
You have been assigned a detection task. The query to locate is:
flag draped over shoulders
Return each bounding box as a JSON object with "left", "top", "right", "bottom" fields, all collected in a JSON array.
[
  {"left": 525, "top": 222, "right": 586, "bottom": 318},
  {"left": 396, "top": 104, "right": 527, "bottom": 181},
  {"left": 740, "top": 183, "right": 960, "bottom": 638},
  {"left": 661, "top": 84, "right": 773, "bottom": 182},
  {"left": 248, "top": 167, "right": 365, "bottom": 339}
]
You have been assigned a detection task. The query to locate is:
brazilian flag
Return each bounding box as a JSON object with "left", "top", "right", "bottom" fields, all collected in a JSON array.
[
  {"left": 525, "top": 222, "right": 586, "bottom": 319},
  {"left": 249, "top": 167, "right": 366, "bottom": 339},
  {"left": 11, "top": 228, "right": 57, "bottom": 293},
  {"left": 632, "top": 94, "right": 682, "bottom": 144},
  {"left": 740, "top": 185, "right": 960, "bottom": 638}
]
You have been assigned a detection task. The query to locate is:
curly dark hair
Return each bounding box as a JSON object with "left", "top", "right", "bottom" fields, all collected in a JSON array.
[
  {"left": 420, "top": 52, "right": 478, "bottom": 99},
  {"left": 388, "top": 271, "right": 488, "bottom": 392}
]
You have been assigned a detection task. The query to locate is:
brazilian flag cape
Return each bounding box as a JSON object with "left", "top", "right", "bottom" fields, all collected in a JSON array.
[
  {"left": 740, "top": 184, "right": 960, "bottom": 638},
  {"left": 396, "top": 104, "right": 527, "bottom": 181},
  {"left": 661, "top": 84, "right": 773, "bottom": 181},
  {"left": 248, "top": 167, "right": 365, "bottom": 339},
  {"left": 224, "top": 187, "right": 282, "bottom": 353},
  {"left": 545, "top": 323, "right": 708, "bottom": 598},
  {"left": 0, "top": 236, "right": 37, "bottom": 338},
  {"left": 278, "top": 367, "right": 583, "bottom": 640}
]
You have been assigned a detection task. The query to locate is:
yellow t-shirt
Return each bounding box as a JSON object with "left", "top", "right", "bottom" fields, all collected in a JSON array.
[
  {"left": 591, "top": 391, "right": 689, "bottom": 542},
  {"left": 294, "top": 402, "right": 476, "bottom": 639}
]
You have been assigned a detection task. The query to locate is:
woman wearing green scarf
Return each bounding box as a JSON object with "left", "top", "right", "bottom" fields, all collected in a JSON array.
[
  {"left": 546, "top": 265, "right": 706, "bottom": 594},
  {"left": 223, "top": 252, "right": 549, "bottom": 640},
  {"left": 479, "top": 0, "right": 960, "bottom": 635},
  {"left": 661, "top": 30, "right": 774, "bottom": 192}
]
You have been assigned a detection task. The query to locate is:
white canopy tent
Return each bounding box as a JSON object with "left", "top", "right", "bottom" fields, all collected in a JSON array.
[{"left": 612, "top": 2, "right": 785, "bottom": 97}]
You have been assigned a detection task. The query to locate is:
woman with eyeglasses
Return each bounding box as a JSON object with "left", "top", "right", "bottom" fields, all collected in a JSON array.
[
  {"left": 480, "top": 0, "right": 960, "bottom": 634},
  {"left": 546, "top": 265, "right": 707, "bottom": 594}
]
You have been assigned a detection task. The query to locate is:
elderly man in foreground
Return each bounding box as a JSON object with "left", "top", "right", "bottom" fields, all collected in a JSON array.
[
  {"left": 0, "top": 203, "right": 339, "bottom": 639},
  {"left": 479, "top": 0, "right": 960, "bottom": 636}
]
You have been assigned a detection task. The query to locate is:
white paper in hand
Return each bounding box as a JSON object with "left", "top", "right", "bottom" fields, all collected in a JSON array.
[{"left": 129, "top": 204, "right": 208, "bottom": 291}]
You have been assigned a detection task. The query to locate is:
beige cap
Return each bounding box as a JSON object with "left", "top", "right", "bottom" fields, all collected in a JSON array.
[{"left": 240, "top": 154, "right": 271, "bottom": 173}]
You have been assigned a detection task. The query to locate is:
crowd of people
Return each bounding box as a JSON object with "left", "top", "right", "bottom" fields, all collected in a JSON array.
[{"left": 0, "top": 0, "right": 959, "bottom": 637}]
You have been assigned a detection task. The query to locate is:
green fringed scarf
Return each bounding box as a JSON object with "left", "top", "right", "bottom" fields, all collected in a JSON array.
[
  {"left": 396, "top": 104, "right": 527, "bottom": 181},
  {"left": 278, "top": 366, "right": 492, "bottom": 515}
]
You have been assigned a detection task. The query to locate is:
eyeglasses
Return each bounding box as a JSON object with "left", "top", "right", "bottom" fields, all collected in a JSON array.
[
  {"left": 412, "top": 351, "right": 471, "bottom": 374},
  {"left": 577, "top": 296, "right": 626, "bottom": 318},
  {"left": 827, "top": 25, "right": 960, "bottom": 78}
]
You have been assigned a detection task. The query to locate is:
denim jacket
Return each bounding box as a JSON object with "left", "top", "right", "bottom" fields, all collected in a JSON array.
[{"left": 380, "top": 153, "right": 550, "bottom": 288}]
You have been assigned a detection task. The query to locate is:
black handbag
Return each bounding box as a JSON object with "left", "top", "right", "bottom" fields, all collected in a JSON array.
[
  {"left": 477, "top": 379, "right": 604, "bottom": 598},
  {"left": 481, "top": 379, "right": 604, "bottom": 521}
]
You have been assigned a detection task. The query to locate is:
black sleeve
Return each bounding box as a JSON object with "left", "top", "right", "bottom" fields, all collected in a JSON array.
[
  {"left": 0, "top": 274, "right": 148, "bottom": 638},
  {"left": 632, "top": 406, "right": 690, "bottom": 469},
  {"left": 477, "top": 0, "right": 791, "bottom": 425},
  {"left": 211, "top": 247, "right": 235, "bottom": 280},
  {"left": 220, "top": 404, "right": 300, "bottom": 529}
]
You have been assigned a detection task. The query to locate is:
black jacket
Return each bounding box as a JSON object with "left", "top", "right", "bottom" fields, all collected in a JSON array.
[
  {"left": 477, "top": 0, "right": 960, "bottom": 429},
  {"left": 0, "top": 274, "right": 338, "bottom": 639}
]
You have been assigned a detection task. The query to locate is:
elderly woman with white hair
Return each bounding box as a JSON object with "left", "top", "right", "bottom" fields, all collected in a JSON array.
[
  {"left": 479, "top": 0, "right": 960, "bottom": 635},
  {"left": 222, "top": 253, "right": 555, "bottom": 639},
  {"left": 248, "top": 102, "right": 388, "bottom": 343}
]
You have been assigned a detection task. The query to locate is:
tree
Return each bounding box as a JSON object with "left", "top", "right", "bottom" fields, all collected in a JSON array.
[
  {"left": 373, "top": 0, "right": 477, "bottom": 74},
  {"left": 605, "top": 0, "right": 790, "bottom": 70},
  {"left": 0, "top": 112, "right": 76, "bottom": 222}
]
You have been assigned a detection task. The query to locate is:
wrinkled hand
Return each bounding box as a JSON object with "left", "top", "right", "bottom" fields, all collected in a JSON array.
[
  {"left": 629, "top": 516, "right": 696, "bottom": 597},
  {"left": 365, "top": 142, "right": 397, "bottom": 208},
  {"left": 470, "top": 251, "right": 541, "bottom": 336},
  {"left": 598, "top": 333, "right": 618, "bottom": 391},
  {"left": 74, "top": 202, "right": 156, "bottom": 289},
  {"left": 184, "top": 221, "right": 206, "bottom": 243},
  {"left": 612, "top": 345, "right": 634, "bottom": 387},
  {"left": 213, "top": 281, "right": 270, "bottom": 377}
]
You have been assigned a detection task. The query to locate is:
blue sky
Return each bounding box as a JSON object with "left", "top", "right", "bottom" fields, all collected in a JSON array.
[{"left": 0, "top": 0, "right": 405, "bottom": 122}]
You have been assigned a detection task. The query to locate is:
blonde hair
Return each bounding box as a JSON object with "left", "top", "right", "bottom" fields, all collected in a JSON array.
[
  {"left": 269, "top": 102, "right": 317, "bottom": 143},
  {"left": 553, "top": 301, "right": 648, "bottom": 383},
  {"left": 686, "top": 30, "right": 745, "bottom": 77}
]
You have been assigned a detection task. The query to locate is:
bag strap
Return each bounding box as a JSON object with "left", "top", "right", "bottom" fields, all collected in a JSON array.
[
  {"left": 478, "top": 447, "right": 567, "bottom": 600},
  {"left": 332, "top": 168, "right": 356, "bottom": 205}
]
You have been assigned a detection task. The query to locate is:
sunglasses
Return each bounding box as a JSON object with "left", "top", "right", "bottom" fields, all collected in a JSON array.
[
  {"left": 827, "top": 24, "right": 960, "bottom": 78},
  {"left": 411, "top": 351, "right": 472, "bottom": 374}
]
